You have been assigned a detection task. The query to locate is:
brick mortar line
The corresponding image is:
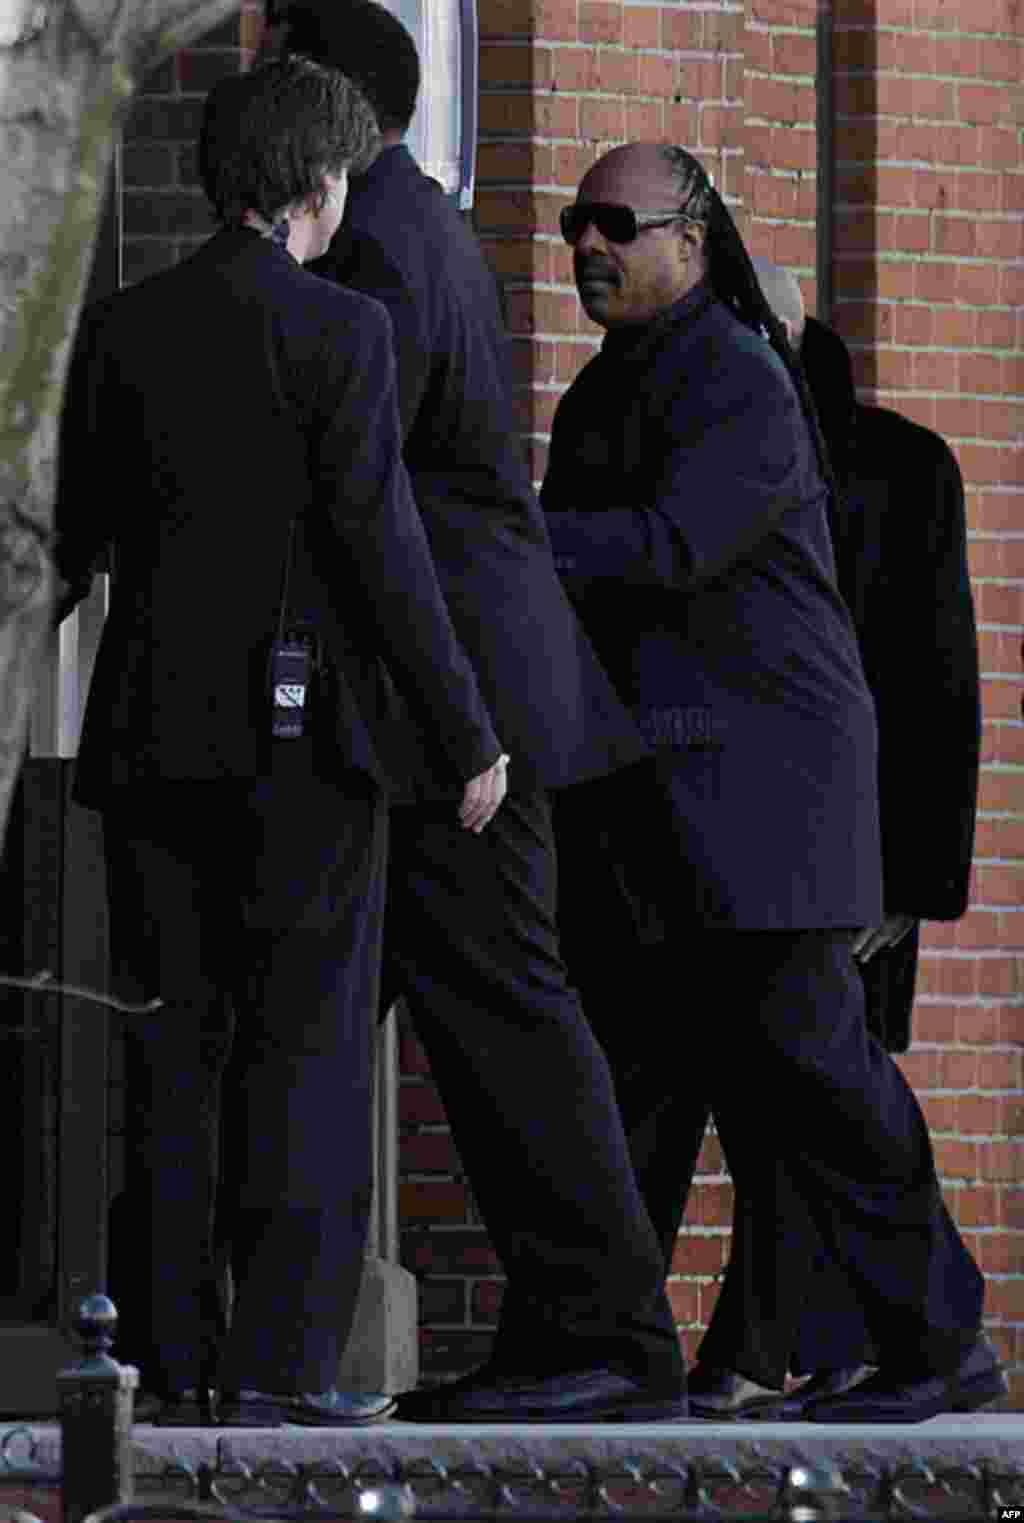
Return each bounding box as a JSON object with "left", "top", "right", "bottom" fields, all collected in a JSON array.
[
  {"left": 833, "top": 146, "right": 1021, "bottom": 163},
  {"left": 834, "top": 147, "right": 1021, "bottom": 165},
  {"left": 485, "top": 41, "right": 746, "bottom": 55},
  {"left": 834, "top": 23, "right": 1022, "bottom": 39},
  {"left": 834, "top": 210, "right": 1024, "bottom": 224},
  {"left": 746, "top": 116, "right": 815, "bottom": 129},
  {"left": 834, "top": 209, "right": 1024, "bottom": 224},
  {"left": 479, "top": 85, "right": 741, "bottom": 95},
  {"left": 834, "top": 66, "right": 1023, "bottom": 85},
  {"left": 479, "top": 135, "right": 744, "bottom": 152}
]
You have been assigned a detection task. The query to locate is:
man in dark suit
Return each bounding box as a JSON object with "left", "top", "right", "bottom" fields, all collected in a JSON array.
[
  {"left": 806, "top": 313, "right": 981, "bottom": 1052},
  {"left": 508, "top": 141, "right": 1000, "bottom": 1425},
  {"left": 752, "top": 266, "right": 980, "bottom": 1055},
  {"left": 55, "top": 57, "right": 509, "bottom": 1426},
  {"left": 270, "top": 2, "right": 687, "bottom": 1424},
  {"left": 744, "top": 263, "right": 982, "bottom": 1412}
]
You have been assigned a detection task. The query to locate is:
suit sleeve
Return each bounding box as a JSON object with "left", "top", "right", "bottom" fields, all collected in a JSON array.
[
  {"left": 324, "top": 232, "right": 429, "bottom": 442},
  {"left": 315, "top": 301, "right": 501, "bottom": 782},
  {"left": 543, "top": 349, "right": 809, "bottom": 588},
  {"left": 866, "top": 439, "right": 980, "bottom": 918}
]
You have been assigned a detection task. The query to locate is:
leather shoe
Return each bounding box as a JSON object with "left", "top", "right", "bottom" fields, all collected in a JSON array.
[
  {"left": 779, "top": 1364, "right": 875, "bottom": 1420},
  {"left": 687, "top": 1364, "right": 784, "bottom": 1421},
  {"left": 134, "top": 1388, "right": 215, "bottom": 1426},
  {"left": 218, "top": 1387, "right": 396, "bottom": 1427},
  {"left": 400, "top": 1366, "right": 688, "bottom": 1423},
  {"left": 804, "top": 1336, "right": 1006, "bottom": 1423},
  {"left": 394, "top": 1364, "right": 500, "bottom": 1421}
]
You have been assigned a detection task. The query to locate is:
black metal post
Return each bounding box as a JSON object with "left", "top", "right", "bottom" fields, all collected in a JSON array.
[{"left": 56, "top": 1295, "right": 138, "bottom": 1523}]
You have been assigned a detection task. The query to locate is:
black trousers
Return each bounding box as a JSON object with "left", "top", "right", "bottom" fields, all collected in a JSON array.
[
  {"left": 105, "top": 759, "right": 386, "bottom": 1397},
  {"left": 782, "top": 929, "right": 921, "bottom": 1376},
  {"left": 382, "top": 790, "right": 683, "bottom": 1384},
  {"left": 519, "top": 786, "right": 985, "bottom": 1391}
]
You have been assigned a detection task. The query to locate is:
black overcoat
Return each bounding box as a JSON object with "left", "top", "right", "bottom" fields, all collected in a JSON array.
[
  {"left": 55, "top": 226, "right": 500, "bottom": 805},
  {"left": 311, "top": 145, "right": 649, "bottom": 795},
  {"left": 802, "top": 318, "right": 981, "bottom": 1049},
  {"left": 838, "top": 406, "right": 980, "bottom": 1050},
  {"left": 542, "top": 282, "right": 883, "bottom": 930}
]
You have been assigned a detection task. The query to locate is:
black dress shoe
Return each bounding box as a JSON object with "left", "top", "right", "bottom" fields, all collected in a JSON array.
[
  {"left": 804, "top": 1336, "right": 1006, "bottom": 1423},
  {"left": 134, "top": 1388, "right": 215, "bottom": 1426},
  {"left": 394, "top": 1364, "right": 501, "bottom": 1421},
  {"left": 687, "top": 1365, "right": 784, "bottom": 1421},
  {"left": 779, "top": 1364, "right": 875, "bottom": 1420},
  {"left": 402, "top": 1367, "right": 688, "bottom": 1423},
  {"left": 218, "top": 1387, "right": 396, "bottom": 1427}
]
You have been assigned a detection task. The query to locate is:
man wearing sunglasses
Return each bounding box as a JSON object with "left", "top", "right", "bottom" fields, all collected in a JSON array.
[{"left": 513, "top": 141, "right": 995, "bottom": 1425}]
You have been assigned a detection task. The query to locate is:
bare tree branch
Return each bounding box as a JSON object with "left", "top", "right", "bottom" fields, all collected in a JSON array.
[{"left": 0, "top": 967, "right": 165, "bottom": 1013}]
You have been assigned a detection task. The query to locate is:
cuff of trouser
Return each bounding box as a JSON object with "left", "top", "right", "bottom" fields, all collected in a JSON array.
[{"left": 877, "top": 1325, "right": 983, "bottom": 1379}]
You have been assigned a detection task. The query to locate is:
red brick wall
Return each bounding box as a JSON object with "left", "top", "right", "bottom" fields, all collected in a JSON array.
[
  {"left": 119, "top": 3, "right": 261, "bottom": 286},
  {"left": 399, "top": 0, "right": 1024, "bottom": 1407},
  {"left": 828, "top": 0, "right": 1024, "bottom": 1407}
]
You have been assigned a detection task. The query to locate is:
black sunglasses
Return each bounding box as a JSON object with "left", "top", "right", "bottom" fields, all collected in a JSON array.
[{"left": 559, "top": 202, "right": 691, "bottom": 246}]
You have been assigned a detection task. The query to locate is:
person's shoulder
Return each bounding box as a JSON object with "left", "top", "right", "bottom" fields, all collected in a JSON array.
[
  {"left": 348, "top": 148, "right": 450, "bottom": 226},
  {"left": 284, "top": 258, "right": 391, "bottom": 337},
  {"left": 347, "top": 152, "right": 482, "bottom": 274},
  {"left": 664, "top": 296, "right": 793, "bottom": 405},
  {"left": 856, "top": 406, "right": 964, "bottom": 510},
  {"left": 857, "top": 402, "right": 958, "bottom": 474},
  {"left": 74, "top": 254, "right": 198, "bottom": 356}
]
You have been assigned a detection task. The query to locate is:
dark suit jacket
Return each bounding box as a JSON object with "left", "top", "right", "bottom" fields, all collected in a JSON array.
[
  {"left": 310, "top": 144, "right": 649, "bottom": 795},
  {"left": 55, "top": 226, "right": 500, "bottom": 806},
  {"left": 542, "top": 281, "right": 883, "bottom": 930},
  {"left": 802, "top": 319, "right": 981, "bottom": 1048}
]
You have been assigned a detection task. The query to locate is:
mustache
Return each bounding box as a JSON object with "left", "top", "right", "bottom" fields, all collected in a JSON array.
[{"left": 575, "top": 257, "right": 619, "bottom": 283}]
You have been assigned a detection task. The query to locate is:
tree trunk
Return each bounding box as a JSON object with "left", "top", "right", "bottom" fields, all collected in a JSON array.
[{"left": 0, "top": 0, "right": 240, "bottom": 840}]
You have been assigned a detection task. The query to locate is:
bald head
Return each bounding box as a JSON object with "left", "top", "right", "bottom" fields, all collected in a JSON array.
[
  {"left": 751, "top": 257, "right": 805, "bottom": 348},
  {"left": 569, "top": 142, "right": 709, "bottom": 329},
  {"left": 582, "top": 142, "right": 674, "bottom": 190}
]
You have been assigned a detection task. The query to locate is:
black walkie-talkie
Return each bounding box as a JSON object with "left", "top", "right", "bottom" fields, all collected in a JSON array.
[
  {"left": 270, "top": 630, "right": 317, "bottom": 739},
  {"left": 268, "top": 512, "right": 318, "bottom": 740}
]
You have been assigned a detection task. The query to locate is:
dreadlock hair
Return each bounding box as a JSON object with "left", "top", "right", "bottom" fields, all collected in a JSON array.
[{"left": 657, "top": 144, "right": 838, "bottom": 508}]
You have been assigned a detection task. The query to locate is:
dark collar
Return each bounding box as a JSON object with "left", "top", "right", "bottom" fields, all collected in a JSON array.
[
  {"left": 599, "top": 277, "right": 716, "bottom": 363},
  {"left": 207, "top": 223, "right": 297, "bottom": 267},
  {"left": 351, "top": 142, "right": 420, "bottom": 192}
]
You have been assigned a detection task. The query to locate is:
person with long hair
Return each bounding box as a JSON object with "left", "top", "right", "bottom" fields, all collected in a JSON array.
[{"left": 507, "top": 141, "right": 999, "bottom": 1427}]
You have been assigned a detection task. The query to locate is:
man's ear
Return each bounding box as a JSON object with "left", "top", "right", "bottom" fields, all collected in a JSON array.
[{"left": 681, "top": 221, "right": 705, "bottom": 257}]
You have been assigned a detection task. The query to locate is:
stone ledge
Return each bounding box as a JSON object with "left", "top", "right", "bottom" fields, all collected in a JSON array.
[{"left": 6, "top": 1414, "right": 1024, "bottom": 1473}]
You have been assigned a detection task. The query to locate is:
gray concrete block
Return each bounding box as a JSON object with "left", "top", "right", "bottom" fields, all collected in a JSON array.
[{"left": 335, "top": 1257, "right": 418, "bottom": 1394}]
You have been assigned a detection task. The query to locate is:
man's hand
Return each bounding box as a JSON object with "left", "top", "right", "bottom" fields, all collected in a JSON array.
[
  {"left": 459, "top": 754, "right": 510, "bottom": 834},
  {"left": 852, "top": 913, "right": 917, "bottom": 964}
]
